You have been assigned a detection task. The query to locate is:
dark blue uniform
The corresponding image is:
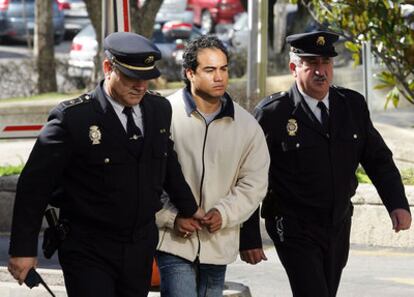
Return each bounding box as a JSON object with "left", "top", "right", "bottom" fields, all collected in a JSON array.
[
  {"left": 241, "top": 83, "right": 410, "bottom": 297},
  {"left": 9, "top": 81, "right": 198, "bottom": 297}
]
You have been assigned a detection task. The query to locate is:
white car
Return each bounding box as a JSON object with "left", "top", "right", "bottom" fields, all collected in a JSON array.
[{"left": 67, "top": 24, "right": 97, "bottom": 79}]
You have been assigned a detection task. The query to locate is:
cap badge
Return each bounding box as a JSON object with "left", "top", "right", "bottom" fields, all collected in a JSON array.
[
  {"left": 287, "top": 119, "right": 298, "bottom": 136},
  {"left": 145, "top": 55, "right": 154, "bottom": 64},
  {"left": 316, "top": 36, "right": 325, "bottom": 46},
  {"left": 89, "top": 125, "right": 101, "bottom": 145}
]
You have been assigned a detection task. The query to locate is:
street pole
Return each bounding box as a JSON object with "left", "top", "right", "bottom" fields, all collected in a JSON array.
[
  {"left": 246, "top": 0, "right": 268, "bottom": 110},
  {"left": 247, "top": 0, "right": 258, "bottom": 111},
  {"left": 258, "top": 0, "right": 268, "bottom": 101},
  {"left": 102, "top": 0, "right": 131, "bottom": 42}
]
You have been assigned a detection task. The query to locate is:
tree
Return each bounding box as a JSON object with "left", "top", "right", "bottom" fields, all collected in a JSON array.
[
  {"left": 34, "top": 0, "right": 57, "bottom": 93},
  {"left": 130, "top": 0, "right": 164, "bottom": 38},
  {"left": 84, "top": 0, "right": 102, "bottom": 86},
  {"left": 296, "top": 0, "right": 414, "bottom": 107}
]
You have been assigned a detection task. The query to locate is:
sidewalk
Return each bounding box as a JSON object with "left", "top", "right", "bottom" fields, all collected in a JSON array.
[{"left": 1, "top": 240, "right": 414, "bottom": 297}]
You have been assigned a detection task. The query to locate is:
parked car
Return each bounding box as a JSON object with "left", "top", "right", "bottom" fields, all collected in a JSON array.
[
  {"left": 67, "top": 23, "right": 97, "bottom": 79},
  {"left": 0, "top": 0, "right": 65, "bottom": 44},
  {"left": 68, "top": 22, "right": 203, "bottom": 82},
  {"left": 57, "top": 0, "right": 90, "bottom": 38},
  {"left": 187, "top": 0, "right": 245, "bottom": 33},
  {"left": 154, "top": 0, "right": 193, "bottom": 24}
]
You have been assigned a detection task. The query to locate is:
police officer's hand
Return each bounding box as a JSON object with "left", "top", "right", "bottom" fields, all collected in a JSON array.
[
  {"left": 8, "top": 256, "right": 37, "bottom": 285},
  {"left": 240, "top": 248, "right": 268, "bottom": 265},
  {"left": 201, "top": 208, "right": 222, "bottom": 233},
  {"left": 390, "top": 208, "right": 412, "bottom": 232},
  {"left": 174, "top": 216, "right": 202, "bottom": 239}
]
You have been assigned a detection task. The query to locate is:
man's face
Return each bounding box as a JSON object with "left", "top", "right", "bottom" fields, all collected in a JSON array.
[
  {"left": 290, "top": 56, "right": 333, "bottom": 100},
  {"left": 103, "top": 60, "right": 149, "bottom": 107},
  {"left": 186, "top": 48, "right": 229, "bottom": 101}
]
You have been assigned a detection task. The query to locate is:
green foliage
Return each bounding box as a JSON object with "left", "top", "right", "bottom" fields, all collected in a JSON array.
[
  {"left": 356, "top": 166, "right": 414, "bottom": 185},
  {"left": 298, "top": 0, "right": 414, "bottom": 106},
  {"left": 356, "top": 167, "right": 372, "bottom": 184},
  {"left": 401, "top": 168, "right": 414, "bottom": 185},
  {"left": 0, "top": 164, "right": 24, "bottom": 177}
]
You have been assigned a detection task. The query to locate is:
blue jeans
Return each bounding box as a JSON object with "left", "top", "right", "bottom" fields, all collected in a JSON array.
[{"left": 156, "top": 251, "right": 227, "bottom": 297}]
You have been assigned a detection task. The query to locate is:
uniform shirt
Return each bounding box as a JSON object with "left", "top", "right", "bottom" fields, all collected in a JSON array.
[
  {"left": 104, "top": 85, "right": 145, "bottom": 135},
  {"left": 298, "top": 88, "right": 329, "bottom": 123}
]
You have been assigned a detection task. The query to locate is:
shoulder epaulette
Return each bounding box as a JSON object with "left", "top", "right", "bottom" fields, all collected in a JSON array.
[
  {"left": 257, "top": 91, "right": 288, "bottom": 109},
  {"left": 146, "top": 90, "right": 162, "bottom": 97},
  {"left": 61, "top": 93, "right": 92, "bottom": 109}
]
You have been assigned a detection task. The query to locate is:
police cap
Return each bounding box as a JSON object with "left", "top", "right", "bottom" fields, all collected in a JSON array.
[
  {"left": 286, "top": 31, "right": 339, "bottom": 57},
  {"left": 104, "top": 32, "right": 161, "bottom": 80}
]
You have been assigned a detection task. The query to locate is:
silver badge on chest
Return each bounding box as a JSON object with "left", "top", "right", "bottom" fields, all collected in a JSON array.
[{"left": 89, "top": 125, "right": 101, "bottom": 145}]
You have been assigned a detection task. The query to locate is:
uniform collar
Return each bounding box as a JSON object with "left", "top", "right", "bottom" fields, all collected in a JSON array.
[{"left": 297, "top": 85, "right": 330, "bottom": 114}]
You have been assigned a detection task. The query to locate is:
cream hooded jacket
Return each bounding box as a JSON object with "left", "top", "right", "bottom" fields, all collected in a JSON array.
[{"left": 156, "top": 88, "right": 270, "bottom": 265}]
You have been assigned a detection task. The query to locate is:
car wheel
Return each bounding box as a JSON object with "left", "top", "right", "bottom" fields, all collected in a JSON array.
[{"left": 201, "top": 10, "right": 214, "bottom": 33}]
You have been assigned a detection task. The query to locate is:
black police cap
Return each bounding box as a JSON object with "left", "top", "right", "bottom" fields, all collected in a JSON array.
[
  {"left": 104, "top": 32, "right": 162, "bottom": 80},
  {"left": 286, "top": 31, "right": 339, "bottom": 57}
]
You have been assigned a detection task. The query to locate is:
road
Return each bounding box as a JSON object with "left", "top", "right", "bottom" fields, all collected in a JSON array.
[
  {"left": 0, "top": 40, "right": 71, "bottom": 59},
  {"left": 227, "top": 244, "right": 414, "bottom": 297},
  {"left": 0, "top": 234, "right": 413, "bottom": 297}
]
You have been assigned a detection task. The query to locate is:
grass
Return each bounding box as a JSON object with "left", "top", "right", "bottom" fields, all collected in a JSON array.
[
  {"left": 0, "top": 164, "right": 24, "bottom": 176},
  {"left": 356, "top": 166, "right": 414, "bottom": 185},
  {"left": 0, "top": 92, "right": 83, "bottom": 104}
]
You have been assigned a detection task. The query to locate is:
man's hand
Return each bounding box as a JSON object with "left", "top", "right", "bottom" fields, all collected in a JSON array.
[
  {"left": 193, "top": 207, "right": 205, "bottom": 220},
  {"left": 174, "top": 216, "right": 202, "bottom": 238},
  {"left": 201, "top": 208, "right": 222, "bottom": 233},
  {"left": 390, "top": 208, "right": 412, "bottom": 232},
  {"left": 240, "top": 248, "right": 268, "bottom": 265},
  {"left": 8, "top": 257, "right": 38, "bottom": 285}
]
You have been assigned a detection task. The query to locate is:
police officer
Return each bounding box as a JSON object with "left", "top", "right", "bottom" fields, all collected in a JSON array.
[
  {"left": 8, "top": 32, "right": 203, "bottom": 297},
  {"left": 240, "top": 31, "right": 411, "bottom": 297}
]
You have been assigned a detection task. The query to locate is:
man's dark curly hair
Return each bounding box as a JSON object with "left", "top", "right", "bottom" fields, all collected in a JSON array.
[{"left": 182, "top": 35, "right": 229, "bottom": 88}]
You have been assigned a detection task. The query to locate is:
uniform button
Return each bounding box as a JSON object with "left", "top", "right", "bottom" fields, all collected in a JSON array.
[
  {"left": 353, "top": 134, "right": 358, "bottom": 139},
  {"left": 85, "top": 95, "right": 90, "bottom": 100},
  {"left": 326, "top": 133, "right": 330, "bottom": 138},
  {"left": 104, "top": 158, "right": 110, "bottom": 164},
  {"left": 164, "top": 152, "right": 168, "bottom": 157},
  {"left": 296, "top": 143, "right": 300, "bottom": 148}
]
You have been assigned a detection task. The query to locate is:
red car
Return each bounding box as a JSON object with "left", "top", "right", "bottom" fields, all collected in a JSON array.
[{"left": 187, "top": 0, "right": 245, "bottom": 33}]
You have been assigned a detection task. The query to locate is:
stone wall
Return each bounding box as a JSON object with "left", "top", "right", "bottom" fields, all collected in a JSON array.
[{"left": 0, "top": 176, "right": 17, "bottom": 234}]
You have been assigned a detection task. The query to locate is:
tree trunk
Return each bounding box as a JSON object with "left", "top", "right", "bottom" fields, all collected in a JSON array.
[
  {"left": 130, "top": 0, "right": 164, "bottom": 38},
  {"left": 34, "top": 0, "right": 57, "bottom": 93},
  {"left": 84, "top": 0, "right": 102, "bottom": 87}
]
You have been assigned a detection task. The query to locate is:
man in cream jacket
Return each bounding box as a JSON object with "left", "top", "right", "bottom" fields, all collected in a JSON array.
[{"left": 155, "top": 35, "right": 270, "bottom": 297}]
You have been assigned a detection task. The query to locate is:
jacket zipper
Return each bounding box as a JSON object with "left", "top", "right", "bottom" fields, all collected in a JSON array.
[{"left": 196, "top": 112, "right": 210, "bottom": 259}]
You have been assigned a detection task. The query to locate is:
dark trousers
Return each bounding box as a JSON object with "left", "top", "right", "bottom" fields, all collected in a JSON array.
[
  {"left": 58, "top": 222, "right": 158, "bottom": 297},
  {"left": 265, "top": 215, "right": 352, "bottom": 297}
]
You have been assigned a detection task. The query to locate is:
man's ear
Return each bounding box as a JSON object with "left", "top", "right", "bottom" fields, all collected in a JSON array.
[
  {"left": 185, "top": 68, "right": 194, "bottom": 81},
  {"left": 289, "top": 62, "right": 297, "bottom": 77},
  {"left": 103, "top": 59, "right": 112, "bottom": 77}
]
